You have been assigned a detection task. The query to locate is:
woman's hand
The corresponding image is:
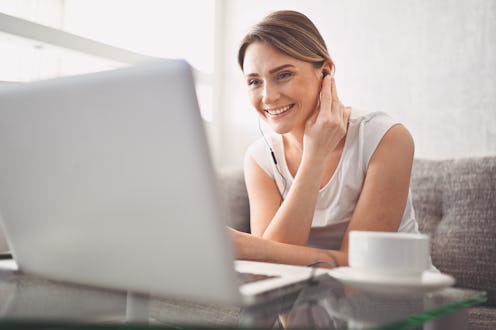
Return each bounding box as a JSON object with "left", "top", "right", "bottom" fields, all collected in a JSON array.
[
  {"left": 303, "top": 76, "right": 351, "bottom": 162},
  {"left": 227, "top": 227, "right": 242, "bottom": 258}
]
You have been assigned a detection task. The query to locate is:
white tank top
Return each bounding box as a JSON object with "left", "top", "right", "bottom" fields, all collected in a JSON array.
[{"left": 245, "top": 110, "right": 420, "bottom": 250}]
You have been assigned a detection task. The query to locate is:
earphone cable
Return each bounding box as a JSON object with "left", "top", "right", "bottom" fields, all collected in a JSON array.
[{"left": 258, "top": 119, "right": 287, "bottom": 199}]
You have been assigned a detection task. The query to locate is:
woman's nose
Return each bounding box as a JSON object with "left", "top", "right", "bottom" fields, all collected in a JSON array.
[{"left": 262, "top": 83, "right": 280, "bottom": 105}]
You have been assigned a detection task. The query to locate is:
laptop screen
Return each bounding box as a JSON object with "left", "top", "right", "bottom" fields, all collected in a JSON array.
[{"left": 0, "top": 60, "right": 241, "bottom": 305}]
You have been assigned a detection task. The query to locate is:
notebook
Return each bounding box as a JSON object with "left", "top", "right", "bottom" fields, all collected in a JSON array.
[{"left": 0, "top": 60, "right": 324, "bottom": 306}]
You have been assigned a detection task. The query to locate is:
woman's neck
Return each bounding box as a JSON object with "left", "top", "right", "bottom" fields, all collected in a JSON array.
[
  {"left": 281, "top": 127, "right": 347, "bottom": 165},
  {"left": 282, "top": 131, "right": 304, "bottom": 157}
]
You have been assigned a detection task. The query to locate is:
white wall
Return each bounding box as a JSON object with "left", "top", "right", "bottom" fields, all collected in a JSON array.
[{"left": 218, "top": 0, "right": 496, "bottom": 169}]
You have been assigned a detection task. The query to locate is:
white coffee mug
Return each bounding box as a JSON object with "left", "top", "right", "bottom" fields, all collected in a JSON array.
[{"left": 348, "top": 231, "right": 430, "bottom": 279}]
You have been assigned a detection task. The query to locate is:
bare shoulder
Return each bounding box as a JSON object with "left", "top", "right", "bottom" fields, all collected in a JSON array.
[
  {"left": 244, "top": 153, "right": 272, "bottom": 183},
  {"left": 370, "top": 124, "right": 414, "bottom": 167},
  {"left": 381, "top": 124, "right": 414, "bottom": 152}
]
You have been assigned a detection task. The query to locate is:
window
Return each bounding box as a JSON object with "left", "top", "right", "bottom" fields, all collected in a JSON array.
[{"left": 0, "top": 0, "right": 216, "bottom": 121}]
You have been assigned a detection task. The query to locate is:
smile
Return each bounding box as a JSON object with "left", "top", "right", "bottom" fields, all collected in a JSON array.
[{"left": 264, "top": 104, "right": 294, "bottom": 116}]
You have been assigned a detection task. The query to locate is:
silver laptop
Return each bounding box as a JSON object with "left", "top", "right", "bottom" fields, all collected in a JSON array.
[{"left": 0, "top": 60, "right": 323, "bottom": 306}]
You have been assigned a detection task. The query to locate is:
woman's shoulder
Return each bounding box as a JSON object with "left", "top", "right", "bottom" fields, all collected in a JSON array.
[
  {"left": 350, "top": 109, "right": 403, "bottom": 138},
  {"left": 350, "top": 109, "right": 398, "bottom": 127},
  {"left": 246, "top": 136, "right": 267, "bottom": 155},
  {"left": 246, "top": 134, "right": 283, "bottom": 156},
  {"left": 348, "top": 108, "right": 408, "bottom": 168},
  {"left": 244, "top": 136, "right": 278, "bottom": 177}
]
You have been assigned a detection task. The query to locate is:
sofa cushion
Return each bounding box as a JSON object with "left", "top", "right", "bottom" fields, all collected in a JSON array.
[
  {"left": 411, "top": 157, "right": 496, "bottom": 306},
  {"left": 467, "top": 306, "right": 496, "bottom": 330},
  {"left": 218, "top": 168, "right": 250, "bottom": 233}
]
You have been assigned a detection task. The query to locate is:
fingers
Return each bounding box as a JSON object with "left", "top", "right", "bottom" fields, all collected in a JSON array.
[
  {"left": 343, "top": 106, "right": 351, "bottom": 128},
  {"left": 320, "top": 76, "right": 339, "bottom": 111},
  {"left": 313, "top": 76, "right": 347, "bottom": 130},
  {"left": 319, "top": 74, "right": 332, "bottom": 107},
  {"left": 330, "top": 77, "right": 339, "bottom": 102},
  {"left": 320, "top": 76, "right": 343, "bottom": 119},
  {"left": 316, "top": 77, "right": 349, "bottom": 134},
  {"left": 331, "top": 79, "right": 346, "bottom": 123},
  {"left": 309, "top": 75, "right": 330, "bottom": 124},
  {"left": 307, "top": 103, "right": 320, "bottom": 127}
]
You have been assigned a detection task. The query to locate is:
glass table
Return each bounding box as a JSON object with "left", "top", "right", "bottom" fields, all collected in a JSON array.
[{"left": 0, "top": 259, "right": 486, "bottom": 329}]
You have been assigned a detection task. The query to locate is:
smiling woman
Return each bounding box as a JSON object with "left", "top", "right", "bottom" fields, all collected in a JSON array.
[
  {"left": 241, "top": 43, "right": 325, "bottom": 136},
  {"left": 228, "top": 10, "right": 432, "bottom": 270}
]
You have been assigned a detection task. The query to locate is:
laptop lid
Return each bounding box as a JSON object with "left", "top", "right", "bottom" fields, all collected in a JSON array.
[{"left": 0, "top": 60, "right": 242, "bottom": 305}]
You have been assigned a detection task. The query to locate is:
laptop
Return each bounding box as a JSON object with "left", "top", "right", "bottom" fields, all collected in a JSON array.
[{"left": 0, "top": 60, "right": 325, "bottom": 306}]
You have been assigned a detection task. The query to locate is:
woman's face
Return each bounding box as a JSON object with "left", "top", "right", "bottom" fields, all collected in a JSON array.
[{"left": 243, "top": 41, "right": 322, "bottom": 135}]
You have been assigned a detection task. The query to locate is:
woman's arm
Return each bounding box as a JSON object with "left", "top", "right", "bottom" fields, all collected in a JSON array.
[
  {"left": 229, "top": 226, "right": 347, "bottom": 267},
  {"left": 233, "top": 123, "right": 415, "bottom": 267},
  {"left": 339, "top": 123, "right": 415, "bottom": 253},
  {"left": 245, "top": 153, "right": 325, "bottom": 246}
]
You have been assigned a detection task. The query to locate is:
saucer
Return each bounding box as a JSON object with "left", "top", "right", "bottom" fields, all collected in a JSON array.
[{"left": 328, "top": 267, "right": 455, "bottom": 295}]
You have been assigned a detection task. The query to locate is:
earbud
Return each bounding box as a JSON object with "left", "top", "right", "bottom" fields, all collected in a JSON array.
[{"left": 322, "top": 70, "right": 329, "bottom": 78}]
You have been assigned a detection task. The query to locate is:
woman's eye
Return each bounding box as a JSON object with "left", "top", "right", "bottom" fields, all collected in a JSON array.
[
  {"left": 248, "top": 79, "right": 261, "bottom": 87},
  {"left": 277, "top": 72, "right": 292, "bottom": 80}
]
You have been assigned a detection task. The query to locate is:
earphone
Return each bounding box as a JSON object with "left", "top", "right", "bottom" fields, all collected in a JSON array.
[
  {"left": 258, "top": 118, "right": 278, "bottom": 166},
  {"left": 258, "top": 118, "right": 287, "bottom": 199},
  {"left": 322, "top": 68, "right": 335, "bottom": 79}
]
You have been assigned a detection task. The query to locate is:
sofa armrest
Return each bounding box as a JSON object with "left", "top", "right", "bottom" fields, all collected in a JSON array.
[{"left": 411, "top": 157, "right": 496, "bottom": 306}]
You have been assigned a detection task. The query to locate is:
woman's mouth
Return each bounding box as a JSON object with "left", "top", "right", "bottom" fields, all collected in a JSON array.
[{"left": 264, "top": 104, "right": 294, "bottom": 118}]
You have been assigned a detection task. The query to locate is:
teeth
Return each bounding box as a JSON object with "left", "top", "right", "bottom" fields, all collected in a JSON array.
[{"left": 266, "top": 105, "right": 291, "bottom": 115}]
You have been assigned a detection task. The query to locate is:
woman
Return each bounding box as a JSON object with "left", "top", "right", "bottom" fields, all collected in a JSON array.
[{"left": 229, "top": 10, "right": 419, "bottom": 268}]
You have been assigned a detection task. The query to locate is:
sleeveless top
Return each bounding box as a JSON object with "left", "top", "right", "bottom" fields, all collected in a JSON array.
[{"left": 245, "top": 110, "right": 421, "bottom": 250}]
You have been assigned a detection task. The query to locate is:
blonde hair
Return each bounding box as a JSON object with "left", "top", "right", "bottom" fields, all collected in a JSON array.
[{"left": 238, "top": 10, "right": 335, "bottom": 74}]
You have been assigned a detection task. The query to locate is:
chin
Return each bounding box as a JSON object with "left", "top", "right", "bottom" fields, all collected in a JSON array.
[{"left": 268, "top": 124, "right": 292, "bottom": 135}]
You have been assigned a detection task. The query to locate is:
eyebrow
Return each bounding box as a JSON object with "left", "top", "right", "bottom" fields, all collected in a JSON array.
[{"left": 245, "top": 64, "right": 295, "bottom": 77}]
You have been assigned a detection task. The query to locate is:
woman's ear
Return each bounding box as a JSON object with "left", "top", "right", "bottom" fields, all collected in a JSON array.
[{"left": 320, "top": 62, "right": 334, "bottom": 79}]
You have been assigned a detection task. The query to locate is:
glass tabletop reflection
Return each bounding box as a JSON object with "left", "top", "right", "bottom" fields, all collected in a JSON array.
[{"left": 0, "top": 259, "right": 487, "bottom": 329}]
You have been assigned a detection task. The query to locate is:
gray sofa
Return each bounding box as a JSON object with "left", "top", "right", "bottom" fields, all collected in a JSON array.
[
  {"left": 411, "top": 157, "right": 495, "bottom": 330},
  {"left": 221, "top": 156, "right": 496, "bottom": 330}
]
